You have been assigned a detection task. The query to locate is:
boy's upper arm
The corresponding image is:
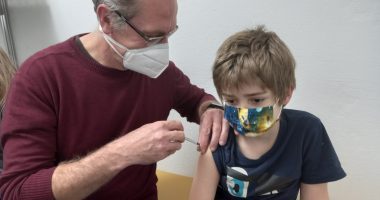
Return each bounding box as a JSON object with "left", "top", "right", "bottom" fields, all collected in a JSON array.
[
  {"left": 189, "top": 148, "right": 220, "bottom": 200},
  {"left": 300, "top": 182, "right": 329, "bottom": 200}
]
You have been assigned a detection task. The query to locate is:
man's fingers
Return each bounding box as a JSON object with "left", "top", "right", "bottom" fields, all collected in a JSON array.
[
  {"left": 219, "top": 119, "right": 229, "bottom": 146},
  {"left": 209, "top": 131, "right": 220, "bottom": 152},
  {"left": 166, "top": 140, "right": 183, "bottom": 151},
  {"left": 167, "top": 130, "right": 185, "bottom": 143},
  {"left": 164, "top": 120, "right": 184, "bottom": 131},
  {"left": 198, "top": 115, "right": 212, "bottom": 154},
  {"left": 209, "top": 117, "right": 222, "bottom": 151},
  {"left": 198, "top": 108, "right": 228, "bottom": 153},
  {"left": 198, "top": 128, "right": 210, "bottom": 154}
]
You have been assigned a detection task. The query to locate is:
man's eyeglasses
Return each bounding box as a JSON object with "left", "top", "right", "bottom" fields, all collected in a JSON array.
[{"left": 114, "top": 10, "right": 178, "bottom": 45}]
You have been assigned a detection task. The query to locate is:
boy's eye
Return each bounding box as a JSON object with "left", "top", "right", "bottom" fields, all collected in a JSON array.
[
  {"left": 250, "top": 98, "right": 264, "bottom": 103},
  {"left": 224, "top": 99, "right": 236, "bottom": 105}
]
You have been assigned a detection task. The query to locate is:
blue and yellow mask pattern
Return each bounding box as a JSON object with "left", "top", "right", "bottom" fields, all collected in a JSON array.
[{"left": 224, "top": 104, "right": 279, "bottom": 137}]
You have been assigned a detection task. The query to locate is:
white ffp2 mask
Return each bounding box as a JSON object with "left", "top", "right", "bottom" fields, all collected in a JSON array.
[{"left": 101, "top": 28, "right": 170, "bottom": 78}]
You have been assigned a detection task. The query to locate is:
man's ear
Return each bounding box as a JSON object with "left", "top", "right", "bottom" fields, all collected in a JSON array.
[
  {"left": 97, "top": 4, "right": 113, "bottom": 34},
  {"left": 282, "top": 87, "right": 294, "bottom": 106}
]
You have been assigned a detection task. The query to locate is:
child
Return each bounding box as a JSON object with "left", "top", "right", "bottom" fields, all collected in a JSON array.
[{"left": 190, "top": 26, "right": 345, "bottom": 200}]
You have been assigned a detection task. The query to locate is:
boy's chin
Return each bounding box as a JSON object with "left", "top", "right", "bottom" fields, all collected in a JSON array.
[
  {"left": 236, "top": 130, "right": 268, "bottom": 137},
  {"left": 244, "top": 132, "right": 263, "bottom": 137}
]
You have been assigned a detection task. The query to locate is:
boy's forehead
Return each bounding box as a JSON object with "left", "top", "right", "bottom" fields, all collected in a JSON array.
[{"left": 222, "top": 81, "right": 268, "bottom": 96}]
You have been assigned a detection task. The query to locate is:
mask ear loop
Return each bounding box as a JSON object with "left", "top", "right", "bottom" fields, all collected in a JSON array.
[
  {"left": 273, "top": 99, "right": 284, "bottom": 123},
  {"left": 99, "top": 25, "right": 127, "bottom": 59}
]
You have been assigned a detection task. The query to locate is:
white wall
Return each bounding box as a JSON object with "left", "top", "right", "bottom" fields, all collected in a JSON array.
[
  {"left": 7, "top": 0, "right": 97, "bottom": 63},
  {"left": 5, "top": 0, "right": 380, "bottom": 199},
  {"left": 0, "top": 26, "right": 7, "bottom": 53}
]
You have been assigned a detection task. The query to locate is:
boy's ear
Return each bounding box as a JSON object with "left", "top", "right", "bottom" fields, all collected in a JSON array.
[{"left": 282, "top": 87, "right": 294, "bottom": 106}]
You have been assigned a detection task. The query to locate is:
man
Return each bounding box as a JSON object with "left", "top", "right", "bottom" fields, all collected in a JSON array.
[{"left": 0, "top": 0, "right": 229, "bottom": 199}]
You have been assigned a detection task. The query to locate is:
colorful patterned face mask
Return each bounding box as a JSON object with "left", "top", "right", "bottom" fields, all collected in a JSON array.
[{"left": 224, "top": 104, "right": 281, "bottom": 137}]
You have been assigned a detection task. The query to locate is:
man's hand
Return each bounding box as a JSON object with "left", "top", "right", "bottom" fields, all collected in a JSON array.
[
  {"left": 198, "top": 105, "right": 229, "bottom": 154},
  {"left": 118, "top": 120, "right": 185, "bottom": 166},
  {"left": 52, "top": 120, "right": 184, "bottom": 200}
]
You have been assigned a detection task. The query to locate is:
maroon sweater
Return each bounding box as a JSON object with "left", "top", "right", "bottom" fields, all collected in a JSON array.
[{"left": 0, "top": 35, "right": 214, "bottom": 199}]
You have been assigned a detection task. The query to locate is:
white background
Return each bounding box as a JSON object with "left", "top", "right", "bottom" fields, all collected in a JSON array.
[{"left": 3, "top": 0, "right": 380, "bottom": 199}]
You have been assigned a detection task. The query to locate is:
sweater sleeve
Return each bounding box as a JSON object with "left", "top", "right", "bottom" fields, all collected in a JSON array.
[
  {"left": 170, "top": 62, "right": 215, "bottom": 123},
  {"left": 0, "top": 60, "right": 57, "bottom": 199}
]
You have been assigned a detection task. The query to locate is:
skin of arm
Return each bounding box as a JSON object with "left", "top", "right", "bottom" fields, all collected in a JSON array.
[
  {"left": 52, "top": 120, "right": 185, "bottom": 200},
  {"left": 189, "top": 148, "right": 220, "bottom": 200},
  {"left": 300, "top": 183, "right": 329, "bottom": 200},
  {"left": 52, "top": 146, "right": 122, "bottom": 200}
]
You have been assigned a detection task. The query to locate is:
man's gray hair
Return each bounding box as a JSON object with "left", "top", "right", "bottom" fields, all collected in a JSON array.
[{"left": 92, "top": 0, "right": 139, "bottom": 30}]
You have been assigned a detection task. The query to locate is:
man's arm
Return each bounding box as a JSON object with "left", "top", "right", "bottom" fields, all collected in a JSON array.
[{"left": 52, "top": 120, "right": 185, "bottom": 200}]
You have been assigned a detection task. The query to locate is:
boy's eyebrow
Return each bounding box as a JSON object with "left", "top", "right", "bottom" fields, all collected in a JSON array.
[
  {"left": 221, "top": 93, "right": 235, "bottom": 98},
  {"left": 221, "top": 92, "right": 267, "bottom": 99},
  {"left": 243, "top": 92, "right": 267, "bottom": 97},
  {"left": 222, "top": 91, "right": 266, "bottom": 97}
]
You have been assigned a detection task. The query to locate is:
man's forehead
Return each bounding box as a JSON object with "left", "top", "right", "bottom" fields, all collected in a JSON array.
[{"left": 131, "top": 0, "right": 177, "bottom": 30}]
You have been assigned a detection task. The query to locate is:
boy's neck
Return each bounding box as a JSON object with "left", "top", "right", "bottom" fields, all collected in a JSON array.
[{"left": 236, "top": 122, "right": 280, "bottom": 160}]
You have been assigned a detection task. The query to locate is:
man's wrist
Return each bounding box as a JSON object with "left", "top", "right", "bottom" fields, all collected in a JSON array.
[
  {"left": 206, "top": 102, "right": 224, "bottom": 110},
  {"left": 198, "top": 101, "right": 222, "bottom": 120}
]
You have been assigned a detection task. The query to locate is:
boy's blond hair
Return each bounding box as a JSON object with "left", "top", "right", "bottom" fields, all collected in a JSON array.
[
  {"left": 212, "top": 25, "right": 296, "bottom": 104},
  {"left": 0, "top": 48, "right": 16, "bottom": 107}
]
